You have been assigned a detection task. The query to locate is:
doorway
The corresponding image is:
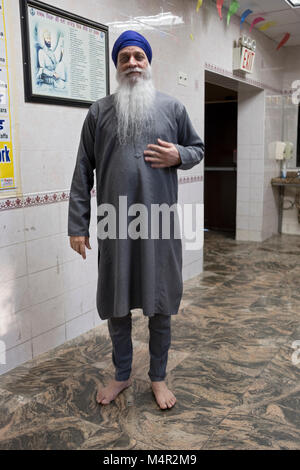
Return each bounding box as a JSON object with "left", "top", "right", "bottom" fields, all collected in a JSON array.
[{"left": 204, "top": 81, "right": 238, "bottom": 235}]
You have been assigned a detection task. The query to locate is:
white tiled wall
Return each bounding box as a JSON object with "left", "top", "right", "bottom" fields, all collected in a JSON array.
[
  {"left": 281, "top": 46, "right": 300, "bottom": 235},
  {"left": 262, "top": 93, "right": 284, "bottom": 239},
  {"left": 0, "top": 195, "right": 101, "bottom": 374},
  {"left": 236, "top": 86, "right": 266, "bottom": 242},
  {"left": 179, "top": 180, "right": 204, "bottom": 280},
  {"left": 0, "top": 0, "right": 294, "bottom": 374}
]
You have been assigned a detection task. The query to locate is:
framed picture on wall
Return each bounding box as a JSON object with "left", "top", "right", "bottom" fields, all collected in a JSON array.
[{"left": 19, "top": 0, "right": 110, "bottom": 107}]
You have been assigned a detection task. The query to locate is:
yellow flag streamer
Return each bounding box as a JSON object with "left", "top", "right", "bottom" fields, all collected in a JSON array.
[
  {"left": 196, "top": 0, "right": 203, "bottom": 12},
  {"left": 259, "top": 21, "right": 277, "bottom": 31},
  {"left": 190, "top": 33, "right": 194, "bottom": 40}
]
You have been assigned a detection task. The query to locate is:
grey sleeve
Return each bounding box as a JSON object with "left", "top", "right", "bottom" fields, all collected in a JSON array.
[
  {"left": 173, "top": 104, "right": 205, "bottom": 170},
  {"left": 67, "top": 104, "right": 97, "bottom": 237}
]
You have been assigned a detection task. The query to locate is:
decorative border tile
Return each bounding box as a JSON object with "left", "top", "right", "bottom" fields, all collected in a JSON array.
[
  {"left": 180, "top": 175, "right": 203, "bottom": 184},
  {"left": 0, "top": 177, "right": 202, "bottom": 211}
]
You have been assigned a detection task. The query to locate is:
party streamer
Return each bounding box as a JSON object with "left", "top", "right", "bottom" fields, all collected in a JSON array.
[
  {"left": 196, "top": 0, "right": 203, "bottom": 11},
  {"left": 216, "top": 0, "right": 224, "bottom": 20},
  {"left": 227, "top": 0, "right": 240, "bottom": 26},
  {"left": 259, "top": 21, "right": 276, "bottom": 31},
  {"left": 249, "top": 16, "right": 265, "bottom": 33},
  {"left": 276, "top": 32, "right": 291, "bottom": 50},
  {"left": 240, "top": 9, "right": 253, "bottom": 27}
]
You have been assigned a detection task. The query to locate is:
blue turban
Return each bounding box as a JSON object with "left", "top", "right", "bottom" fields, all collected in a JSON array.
[{"left": 111, "top": 30, "right": 152, "bottom": 67}]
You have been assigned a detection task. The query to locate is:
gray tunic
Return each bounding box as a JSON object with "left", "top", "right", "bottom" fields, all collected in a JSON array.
[{"left": 68, "top": 90, "right": 204, "bottom": 320}]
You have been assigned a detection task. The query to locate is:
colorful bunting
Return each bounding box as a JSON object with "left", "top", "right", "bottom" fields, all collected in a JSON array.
[
  {"left": 276, "top": 32, "right": 291, "bottom": 50},
  {"left": 259, "top": 21, "right": 277, "bottom": 31},
  {"left": 249, "top": 16, "right": 265, "bottom": 33},
  {"left": 192, "top": 1, "right": 291, "bottom": 53},
  {"left": 196, "top": 0, "right": 203, "bottom": 11},
  {"left": 216, "top": 0, "right": 224, "bottom": 20},
  {"left": 240, "top": 9, "right": 253, "bottom": 27},
  {"left": 227, "top": 0, "right": 240, "bottom": 26}
]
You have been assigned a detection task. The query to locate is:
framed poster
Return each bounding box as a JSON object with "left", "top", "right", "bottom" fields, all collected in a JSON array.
[{"left": 19, "top": 0, "right": 109, "bottom": 108}]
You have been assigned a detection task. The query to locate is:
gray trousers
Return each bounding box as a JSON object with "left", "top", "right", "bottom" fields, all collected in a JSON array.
[{"left": 107, "top": 312, "right": 171, "bottom": 381}]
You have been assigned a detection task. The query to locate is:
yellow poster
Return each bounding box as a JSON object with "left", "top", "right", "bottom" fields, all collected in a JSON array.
[{"left": 0, "top": 0, "right": 15, "bottom": 190}]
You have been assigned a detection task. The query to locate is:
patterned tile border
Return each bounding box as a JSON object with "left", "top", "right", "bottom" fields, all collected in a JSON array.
[
  {"left": 205, "top": 62, "right": 283, "bottom": 95},
  {"left": 0, "top": 176, "right": 203, "bottom": 211}
]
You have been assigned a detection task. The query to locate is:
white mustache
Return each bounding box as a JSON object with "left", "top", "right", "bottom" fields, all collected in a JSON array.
[{"left": 124, "top": 67, "right": 143, "bottom": 75}]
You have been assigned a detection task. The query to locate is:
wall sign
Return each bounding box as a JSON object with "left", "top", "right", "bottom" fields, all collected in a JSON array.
[
  {"left": 233, "top": 35, "right": 256, "bottom": 74},
  {"left": 19, "top": 0, "right": 110, "bottom": 107},
  {"left": 0, "top": 0, "right": 15, "bottom": 191}
]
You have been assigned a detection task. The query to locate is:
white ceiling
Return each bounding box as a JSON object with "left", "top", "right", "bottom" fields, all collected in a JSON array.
[{"left": 223, "top": 0, "right": 300, "bottom": 46}]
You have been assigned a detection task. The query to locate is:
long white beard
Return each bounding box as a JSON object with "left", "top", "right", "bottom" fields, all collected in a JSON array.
[{"left": 114, "top": 64, "right": 156, "bottom": 145}]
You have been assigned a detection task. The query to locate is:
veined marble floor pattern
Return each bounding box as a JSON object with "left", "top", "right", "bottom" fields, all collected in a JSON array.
[{"left": 1, "top": 230, "right": 300, "bottom": 449}]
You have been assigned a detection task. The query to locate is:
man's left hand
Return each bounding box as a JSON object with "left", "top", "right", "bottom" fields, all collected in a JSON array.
[{"left": 144, "top": 138, "right": 181, "bottom": 168}]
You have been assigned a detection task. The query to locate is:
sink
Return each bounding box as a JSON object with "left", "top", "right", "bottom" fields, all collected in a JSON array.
[{"left": 272, "top": 171, "right": 300, "bottom": 184}]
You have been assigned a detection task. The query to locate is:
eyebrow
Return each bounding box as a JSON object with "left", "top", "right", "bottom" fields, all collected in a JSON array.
[{"left": 119, "top": 51, "right": 145, "bottom": 58}]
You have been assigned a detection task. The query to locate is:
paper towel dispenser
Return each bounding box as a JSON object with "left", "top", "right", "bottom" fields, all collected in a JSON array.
[{"left": 268, "top": 141, "right": 294, "bottom": 160}]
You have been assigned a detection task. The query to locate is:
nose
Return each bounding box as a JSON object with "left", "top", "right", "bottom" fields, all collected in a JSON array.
[{"left": 128, "top": 55, "right": 138, "bottom": 67}]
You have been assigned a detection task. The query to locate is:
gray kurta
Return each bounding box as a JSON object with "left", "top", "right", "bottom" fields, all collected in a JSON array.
[{"left": 68, "top": 90, "right": 204, "bottom": 320}]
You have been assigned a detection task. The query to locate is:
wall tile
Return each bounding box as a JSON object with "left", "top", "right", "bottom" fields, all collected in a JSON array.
[
  {"left": 0, "top": 243, "right": 27, "bottom": 282},
  {"left": 31, "top": 296, "right": 65, "bottom": 338},
  {"left": 32, "top": 324, "right": 66, "bottom": 357},
  {"left": 0, "top": 340, "right": 32, "bottom": 375},
  {"left": 0, "top": 208, "right": 25, "bottom": 248},
  {"left": 66, "top": 310, "right": 94, "bottom": 341}
]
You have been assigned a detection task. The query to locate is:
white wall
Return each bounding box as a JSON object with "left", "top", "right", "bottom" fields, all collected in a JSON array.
[
  {"left": 279, "top": 45, "right": 300, "bottom": 236},
  {"left": 0, "top": 0, "right": 291, "bottom": 374},
  {"left": 236, "top": 85, "right": 266, "bottom": 242}
]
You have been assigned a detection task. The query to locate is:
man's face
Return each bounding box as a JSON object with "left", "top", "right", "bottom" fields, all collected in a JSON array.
[
  {"left": 117, "top": 46, "right": 149, "bottom": 81},
  {"left": 44, "top": 33, "right": 51, "bottom": 48}
]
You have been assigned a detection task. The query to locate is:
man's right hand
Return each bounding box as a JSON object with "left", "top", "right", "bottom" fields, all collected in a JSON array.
[{"left": 69, "top": 236, "right": 91, "bottom": 260}]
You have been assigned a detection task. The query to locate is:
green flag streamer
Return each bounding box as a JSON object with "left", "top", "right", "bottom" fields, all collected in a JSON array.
[{"left": 227, "top": 0, "right": 240, "bottom": 26}]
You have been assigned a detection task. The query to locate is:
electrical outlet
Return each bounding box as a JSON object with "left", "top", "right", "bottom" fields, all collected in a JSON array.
[{"left": 178, "top": 72, "right": 188, "bottom": 86}]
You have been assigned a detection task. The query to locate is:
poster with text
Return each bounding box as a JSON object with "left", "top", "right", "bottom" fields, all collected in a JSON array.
[
  {"left": 22, "top": 1, "right": 109, "bottom": 106},
  {"left": 0, "top": 0, "right": 15, "bottom": 191}
]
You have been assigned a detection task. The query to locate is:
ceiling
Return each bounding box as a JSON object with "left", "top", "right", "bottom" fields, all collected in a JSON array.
[
  {"left": 223, "top": 0, "right": 300, "bottom": 46},
  {"left": 205, "top": 82, "right": 237, "bottom": 101}
]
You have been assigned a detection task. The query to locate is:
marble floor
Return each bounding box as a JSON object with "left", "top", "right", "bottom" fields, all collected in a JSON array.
[{"left": 1, "top": 230, "right": 300, "bottom": 449}]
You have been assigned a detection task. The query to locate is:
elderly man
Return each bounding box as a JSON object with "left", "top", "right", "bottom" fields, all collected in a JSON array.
[{"left": 68, "top": 30, "right": 204, "bottom": 410}]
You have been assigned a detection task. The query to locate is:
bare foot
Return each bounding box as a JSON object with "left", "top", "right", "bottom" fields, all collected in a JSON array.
[
  {"left": 151, "top": 381, "right": 176, "bottom": 410},
  {"left": 96, "top": 378, "right": 131, "bottom": 405}
]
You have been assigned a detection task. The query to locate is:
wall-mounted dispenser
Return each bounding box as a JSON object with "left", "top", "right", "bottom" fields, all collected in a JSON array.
[{"left": 268, "top": 141, "right": 294, "bottom": 178}]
